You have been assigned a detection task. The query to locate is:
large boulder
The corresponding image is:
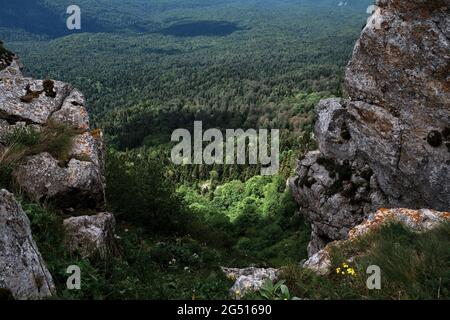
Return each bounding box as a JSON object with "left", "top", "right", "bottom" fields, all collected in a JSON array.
[
  {"left": 221, "top": 267, "right": 279, "bottom": 299},
  {"left": 0, "top": 189, "right": 55, "bottom": 299},
  {"left": 290, "top": 0, "right": 450, "bottom": 255},
  {"left": 13, "top": 153, "right": 105, "bottom": 209},
  {"left": 63, "top": 213, "right": 118, "bottom": 259},
  {"left": 0, "top": 55, "right": 105, "bottom": 210},
  {"left": 345, "top": 0, "right": 450, "bottom": 210}
]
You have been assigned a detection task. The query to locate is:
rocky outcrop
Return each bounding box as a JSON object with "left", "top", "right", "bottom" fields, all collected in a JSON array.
[
  {"left": 0, "top": 189, "right": 55, "bottom": 299},
  {"left": 63, "top": 213, "right": 118, "bottom": 258},
  {"left": 0, "top": 56, "right": 105, "bottom": 210},
  {"left": 14, "top": 153, "right": 105, "bottom": 209},
  {"left": 302, "top": 246, "right": 332, "bottom": 276},
  {"left": 221, "top": 267, "right": 279, "bottom": 299},
  {"left": 290, "top": 0, "right": 450, "bottom": 255},
  {"left": 349, "top": 208, "right": 450, "bottom": 237},
  {"left": 303, "top": 208, "right": 450, "bottom": 275},
  {"left": 0, "top": 43, "right": 115, "bottom": 299}
]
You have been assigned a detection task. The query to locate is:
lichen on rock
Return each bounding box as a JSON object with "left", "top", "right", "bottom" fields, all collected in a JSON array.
[
  {"left": 290, "top": 0, "right": 450, "bottom": 255},
  {"left": 0, "top": 51, "right": 106, "bottom": 210},
  {"left": 221, "top": 267, "right": 279, "bottom": 299},
  {"left": 303, "top": 207, "right": 450, "bottom": 275},
  {"left": 0, "top": 42, "right": 115, "bottom": 300},
  {"left": 63, "top": 212, "right": 119, "bottom": 259},
  {"left": 0, "top": 189, "right": 56, "bottom": 299}
]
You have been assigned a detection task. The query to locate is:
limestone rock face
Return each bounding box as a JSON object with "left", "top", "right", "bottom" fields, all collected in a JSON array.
[
  {"left": 345, "top": 0, "right": 450, "bottom": 210},
  {"left": 0, "top": 44, "right": 113, "bottom": 300},
  {"left": 290, "top": 0, "right": 450, "bottom": 255},
  {"left": 14, "top": 153, "right": 105, "bottom": 209},
  {"left": 63, "top": 213, "right": 118, "bottom": 258},
  {"left": 302, "top": 248, "right": 332, "bottom": 276},
  {"left": 221, "top": 267, "right": 279, "bottom": 299},
  {"left": 303, "top": 208, "right": 450, "bottom": 275},
  {"left": 348, "top": 208, "right": 450, "bottom": 239},
  {"left": 0, "top": 189, "right": 55, "bottom": 300},
  {"left": 347, "top": 0, "right": 450, "bottom": 111},
  {"left": 0, "top": 58, "right": 105, "bottom": 210}
]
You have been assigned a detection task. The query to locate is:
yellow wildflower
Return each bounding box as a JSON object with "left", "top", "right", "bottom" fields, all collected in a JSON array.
[{"left": 346, "top": 268, "right": 357, "bottom": 276}]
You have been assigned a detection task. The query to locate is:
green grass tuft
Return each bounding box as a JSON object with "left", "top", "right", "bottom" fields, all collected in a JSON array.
[{"left": 0, "top": 123, "right": 77, "bottom": 189}]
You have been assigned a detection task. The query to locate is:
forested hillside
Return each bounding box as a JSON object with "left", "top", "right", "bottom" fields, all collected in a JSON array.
[
  {"left": 6, "top": 0, "right": 371, "bottom": 181},
  {"left": 1, "top": 1, "right": 371, "bottom": 39}
]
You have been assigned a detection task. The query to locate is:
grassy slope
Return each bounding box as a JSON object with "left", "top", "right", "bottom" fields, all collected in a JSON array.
[
  {"left": 24, "top": 197, "right": 449, "bottom": 300},
  {"left": 278, "top": 222, "right": 450, "bottom": 300}
]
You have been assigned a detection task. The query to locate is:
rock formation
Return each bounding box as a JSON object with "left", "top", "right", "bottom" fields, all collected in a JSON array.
[
  {"left": 64, "top": 212, "right": 118, "bottom": 258},
  {"left": 290, "top": 0, "right": 450, "bottom": 255},
  {"left": 221, "top": 267, "right": 279, "bottom": 299},
  {"left": 0, "top": 190, "right": 55, "bottom": 299},
  {"left": 303, "top": 208, "right": 450, "bottom": 275},
  {"left": 0, "top": 55, "right": 105, "bottom": 210},
  {"left": 0, "top": 42, "right": 115, "bottom": 299}
]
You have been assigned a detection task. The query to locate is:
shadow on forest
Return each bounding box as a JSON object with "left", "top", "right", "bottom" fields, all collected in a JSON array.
[
  {"left": 0, "top": 0, "right": 108, "bottom": 38},
  {"left": 105, "top": 106, "right": 259, "bottom": 150},
  {"left": 157, "top": 20, "right": 246, "bottom": 37}
]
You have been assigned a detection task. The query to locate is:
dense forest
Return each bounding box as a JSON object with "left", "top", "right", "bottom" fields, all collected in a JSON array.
[
  {"left": 6, "top": 0, "right": 426, "bottom": 300},
  {"left": 7, "top": 0, "right": 371, "bottom": 181}
]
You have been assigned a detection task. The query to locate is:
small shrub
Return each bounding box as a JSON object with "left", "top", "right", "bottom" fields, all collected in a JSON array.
[
  {"left": 20, "top": 84, "right": 42, "bottom": 103},
  {"left": 0, "top": 123, "right": 77, "bottom": 189},
  {"left": 43, "top": 79, "right": 57, "bottom": 98},
  {"left": 20, "top": 80, "right": 57, "bottom": 103},
  {"left": 1, "top": 122, "right": 76, "bottom": 160},
  {"left": 41, "top": 122, "right": 77, "bottom": 161}
]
